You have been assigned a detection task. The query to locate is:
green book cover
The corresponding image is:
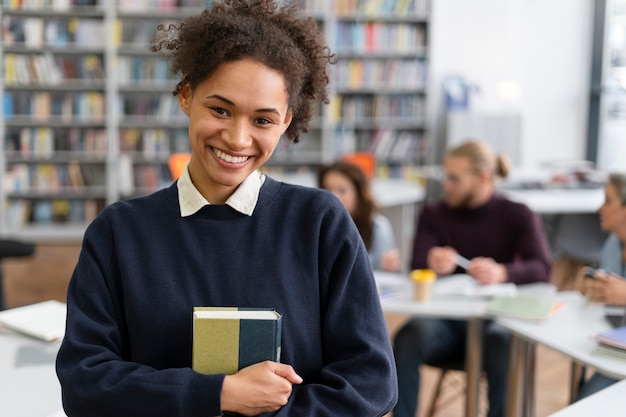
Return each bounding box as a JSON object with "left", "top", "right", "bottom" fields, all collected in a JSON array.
[
  {"left": 486, "top": 295, "right": 558, "bottom": 321},
  {"left": 192, "top": 307, "right": 282, "bottom": 375}
]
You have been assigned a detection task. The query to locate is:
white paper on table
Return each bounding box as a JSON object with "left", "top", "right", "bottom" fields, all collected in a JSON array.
[
  {"left": 433, "top": 274, "right": 518, "bottom": 298},
  {"left": 0, "top": 300, "right": 66, "bottom": 341}
]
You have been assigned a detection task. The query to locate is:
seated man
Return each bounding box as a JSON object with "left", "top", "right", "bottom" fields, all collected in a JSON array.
[{"left": 393, "top": 140, "right": 552, "bottom": 417}]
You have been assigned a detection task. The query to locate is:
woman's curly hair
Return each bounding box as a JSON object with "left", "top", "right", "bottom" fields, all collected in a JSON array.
[{"left": 152, "top": 0, "right": 335, "bottom": 143}]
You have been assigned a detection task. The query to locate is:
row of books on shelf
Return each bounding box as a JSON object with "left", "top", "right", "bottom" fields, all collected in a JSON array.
[
  {"left": 1, "top": 0, "right": 216, "bottom": 12},
  {"left": 334, "top": 94, "right": 425, "bottom": 120},
  {"left": 1, "top": 0, "right": 425, "bottom": 15},
  {"left": 5, "top": 198, "right": 103, "bottom": 226},
  {"left": 119, "top": 94, "right": 186, "bottom": 120},
  {"left": 114, "top": 17, "right": 175, "bottom": 47},
  {"left": 117, "top": 155, "right": 174, "bottom": 196},
  {"left": 117, "top": 0, "right": 214, "bottom": 11},
  {"left": 6, "top": 127, "right": 106, "bottom": 158},
  {"left": 5, "top": 162, "right": 105, "bottom": 193},
  {"left": 116, "top": 56, "right": 173, "bottom": 85},
  {"left": 334, "top": 0, "right": 429, "bottom": 16},
  {"left": 4, "top": 127, "right": 189, "bottom": 158},
  {"left": 119, "top": 128, "right": 189, "bottom": 156},
  {"left": 2, "top": 16, "right": 105, "bottom": 48},
  {"left": 4, "top": 53, "right": 105, "bottom": 86},
  {"left": 112, "top": 0, "right": 427, "bottom": 15},
  {"left": 342, "top": 128, "right": 424, "bottom": 164},
  {"left": 334, "top": 58, "right": 426, "bottom": 90},
  {"left": 5, "top": 160, "right": 173, "bottom": 201},
  {"left": 4, "top": 91, "right": 105, "bottom": 121},
  {"left": 4, "top": 92, "right": 184, "bottom": 122},
  {"left": 334, "top": 22, "right": 425, "bottom": 54},
  {"left": 2, "top": 1, "right": 100, "bottom": 10}
]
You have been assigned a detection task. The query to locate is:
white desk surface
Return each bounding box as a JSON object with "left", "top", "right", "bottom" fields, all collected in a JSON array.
[
  {"left": 0, "top": 329, "right": 62, "bottom": 417},
  {"left": 376, "top": 272, "right": 554, "bottom": 318},
  {"left": 497, "top": 292, "right": 626, "bottom": 380},
  {"left": 376, "top": 272, "right": 489, "bottom": 318},
  {"left": 499, "top": 187, "right": 604, "bottom": 214},
  {"left": 547, "top": 378, "right": 626, "bottom": 417}
]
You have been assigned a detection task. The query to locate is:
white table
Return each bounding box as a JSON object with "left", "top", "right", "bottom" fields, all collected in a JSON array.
[
  {"left": 0, "top": 329, "right": 62, "bottom": 417},
  {"left": 376, "top": 272, "right": 489, "bottom": 417},
  {"left": 499, "top": 187, "right": 604, "bottom": 215},
  {"left": 547, "top": 378, "right": 626, "bottom": 417},
  {"left": 498, "top": 292, "right": 626, "bottom": 417}
]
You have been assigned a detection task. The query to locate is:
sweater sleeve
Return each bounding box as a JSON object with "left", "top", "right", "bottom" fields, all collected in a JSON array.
[
  {"left": 56, "top": 214, "right": 225, "bottom": 417},
  {"left": 269, "top": 205, "right": 398, "bottom": 416},
  {"left": 504, "top": 205, "right": 553, "bottom": 285}
]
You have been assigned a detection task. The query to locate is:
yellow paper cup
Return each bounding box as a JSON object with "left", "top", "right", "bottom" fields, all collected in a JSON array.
[{"left": 410, "top": 269, "right": 436, "bottom": 302}]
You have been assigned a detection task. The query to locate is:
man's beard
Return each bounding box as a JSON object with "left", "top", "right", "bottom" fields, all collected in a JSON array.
[{"left": 445, "top": 190, "right": 475, "bottom": 209}]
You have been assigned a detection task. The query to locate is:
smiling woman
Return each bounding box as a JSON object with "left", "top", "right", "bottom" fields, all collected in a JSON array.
[
  {"left": 177, "top": 59, "right": 293, "bottom": 203},
  {"left": 55, "top": 1, "right": 398, "bottom": 417}
]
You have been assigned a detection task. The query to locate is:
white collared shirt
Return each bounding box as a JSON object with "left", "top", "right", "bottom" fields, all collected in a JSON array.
[{"left": 177, "top": 163, "right": 265, "bottom": 217}]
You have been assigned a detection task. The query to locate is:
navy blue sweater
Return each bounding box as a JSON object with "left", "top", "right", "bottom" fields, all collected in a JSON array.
[{"left": 56, "top": 177, "right": 398, "bottom": 416}]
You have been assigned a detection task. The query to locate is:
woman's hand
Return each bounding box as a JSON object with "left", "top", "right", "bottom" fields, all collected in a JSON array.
[
  {"left": 221, "top": 361, "right": 303, "bottom": 416},
  {"left": 584, "top": 272, "right": 626, "bottom": 306}
]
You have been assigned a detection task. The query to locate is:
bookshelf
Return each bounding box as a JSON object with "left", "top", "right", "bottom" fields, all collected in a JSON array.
[
  {"left": 0, "top": 0, "right": 429, "bottom": 241},
  {"left": 269, "top": 0, "right": 430, "bottom": 178}
]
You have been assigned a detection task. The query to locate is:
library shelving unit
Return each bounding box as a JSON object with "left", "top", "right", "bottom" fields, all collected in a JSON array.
[
  {"left": 268, "top": 0, "right": 430, "bottom": 179},
  {"left": 0, "top": 0, "right": 429, "bottom": 241}
]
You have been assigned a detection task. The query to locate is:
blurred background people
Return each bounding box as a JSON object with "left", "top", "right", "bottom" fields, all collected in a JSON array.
[
  {"left": 318, "top": 161, "right": 400, "bottom": 272},
  {"left": 575, "top": 172, "right": 626, "bottom": 400},
  {"left": 393, "top": 140, "right": 552, "bottom": 417}
]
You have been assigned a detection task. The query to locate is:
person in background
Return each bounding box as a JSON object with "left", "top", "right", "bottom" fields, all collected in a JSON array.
[
  {"left": 393, "top": 140, "right": 552, "bottom": 417},
  {"left": 318, "top": 161, "right": 401, "bottom": 272},
  {"left": 575, "top": 172, "right": 626, "bottom": 400},
  {"left": 55, "top": 1, "right": 398, "bottom": 416}
]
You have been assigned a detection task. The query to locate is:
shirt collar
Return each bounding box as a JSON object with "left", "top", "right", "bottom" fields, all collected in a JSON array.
[{"left": 177, "top": 163, "right": 265, "bottom": 217}]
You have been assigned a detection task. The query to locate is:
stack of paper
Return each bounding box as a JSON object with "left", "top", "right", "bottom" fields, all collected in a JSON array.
[
  {"left": 433, "top": 274, "right": 518, "bottom": 298},
  {"left": 594, "top": 326, "right": 626, "bottom": 360}
]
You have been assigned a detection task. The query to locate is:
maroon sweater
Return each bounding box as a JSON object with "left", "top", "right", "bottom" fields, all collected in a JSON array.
[{"left": 411, "top": 194, "right": 552, "bottom": 284}]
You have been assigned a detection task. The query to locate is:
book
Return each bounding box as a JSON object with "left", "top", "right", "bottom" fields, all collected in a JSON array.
[
  {"left": 594, "top": 326, "right": 626, "bottom": 351},
  {"left": 0, "top": 300, "right": 66, "bottom": 341},
  {"left": 593, "top": 343, "right": 626, "bottom": 360},
  {"left": 485, "top": 294, "right": 560, "bottom": 321},
  {"left": 192, "top": 307, "right": 282, "bottom": 375}
]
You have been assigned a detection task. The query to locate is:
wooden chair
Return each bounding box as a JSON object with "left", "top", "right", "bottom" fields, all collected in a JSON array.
[{"left": 425, "top": 356, "right": 488, "bottom": 417}]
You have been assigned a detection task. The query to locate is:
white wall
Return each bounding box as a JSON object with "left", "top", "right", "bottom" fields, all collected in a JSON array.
[{"left": 427, "top": 0, "right": 595, "bottom": 167}]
